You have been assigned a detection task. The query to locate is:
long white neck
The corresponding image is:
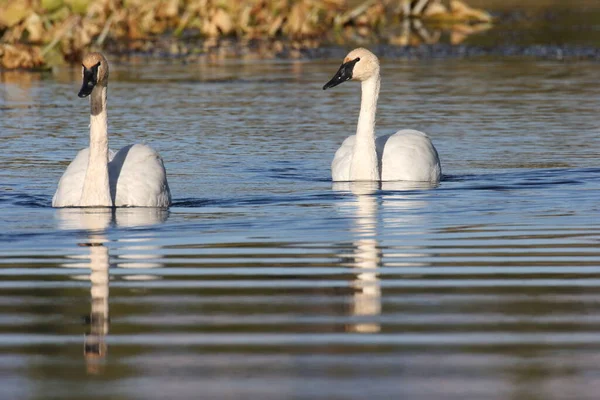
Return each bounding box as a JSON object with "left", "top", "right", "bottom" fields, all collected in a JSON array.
[
  {"left": 350, "top": 74, "right": 380, "bottom": 181},
  {"left": 80, "top": 86, "right": 112, "bottom": 207}
]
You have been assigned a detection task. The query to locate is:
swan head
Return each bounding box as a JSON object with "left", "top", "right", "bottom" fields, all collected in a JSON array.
[
  {"left": 79, "top": 52, "right": 109, "bottom": 98},
  {"left": 323, "top": 48, "right": 380, "bottom": 90}
]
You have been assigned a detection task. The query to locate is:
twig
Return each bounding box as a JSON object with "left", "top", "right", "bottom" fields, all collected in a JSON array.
[
  {"left": 400, "top": 0, "right": 411, "bottom": 17},
  {"left": 96, "top": 13, "right": 115, "bottom": 46},
  {"left": 174, "top": 10, "right": 192, "bottom": 37},
  {"left": 335, "top": 0, "right": 376, "bottom": 26},
  {"left": 412, "top": 0, "right": 430, "bottom": 15}
]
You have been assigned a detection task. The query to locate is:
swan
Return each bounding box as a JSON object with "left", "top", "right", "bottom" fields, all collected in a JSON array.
[
  {"left": 323, "top": 48, "right": 441, "bottom": 183},
  {"left": 52, "top": 52, "right": 171, "bottom": 208}
]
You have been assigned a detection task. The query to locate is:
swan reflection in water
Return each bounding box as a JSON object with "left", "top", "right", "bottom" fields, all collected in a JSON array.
[
  {"left": 55, "top": 208, "right": 168, "bottom": 374},
  {"left": 333, "top": 181, "right": 436, "bottom": 333}
]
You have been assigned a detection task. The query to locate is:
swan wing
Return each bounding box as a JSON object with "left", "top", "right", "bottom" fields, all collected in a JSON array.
[
  {"left": 52, "top": 148, "right": 90, "bottom": 207},
  {"left": 52, "top": 148, "right": 117, "bottom": 207},
  {"left": 380, "top": 129, "right": 441, "bottom": 182},
  {"left": 108, "top": 144, "right": 171, "bottom": 207},
  {"left": 331, "top": 135, "right": 356, "bottom": 182}
]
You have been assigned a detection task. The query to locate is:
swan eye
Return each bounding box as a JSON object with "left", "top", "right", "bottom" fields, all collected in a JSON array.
[{"left": 355, "top": 57, "right": 360, "bottom": 62}]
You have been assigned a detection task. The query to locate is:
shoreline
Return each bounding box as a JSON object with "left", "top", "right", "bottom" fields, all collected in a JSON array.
[
  {"left": 102, "top": 40, "right": 600, "bottom": 63},
  {"left": 2, "top": 40, "right": 600, "bottom": 75},
  {"left": 2, "top": 0, "right": 600, "bottom": 70},
  {"left": 0, "top": 0, "right": 491, "bottom": 69}
]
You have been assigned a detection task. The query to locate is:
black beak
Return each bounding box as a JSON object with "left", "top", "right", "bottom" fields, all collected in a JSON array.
[
  {"left": 78, "top": 62, "right": 101, "bottom": 98},
  {"left": 323, "top": 57, "right": 360, "bottom": 90}
]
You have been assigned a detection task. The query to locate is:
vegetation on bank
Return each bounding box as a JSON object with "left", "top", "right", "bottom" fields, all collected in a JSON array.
[{"left": 0, "top": 0, "right": 491, "bottom": 69}]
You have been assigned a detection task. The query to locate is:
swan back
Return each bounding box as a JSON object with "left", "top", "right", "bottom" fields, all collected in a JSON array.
[
  {"left": 109, "top": 144, "right": 171, "bottom": 207},
  {"left": 379, "top": 130, "right": 441, "bottom": 182}
]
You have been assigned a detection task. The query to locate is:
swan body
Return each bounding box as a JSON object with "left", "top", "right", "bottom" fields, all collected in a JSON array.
[
  {"left": 332, "top": 130, "right": 441, "bottom": 182},
  {"left": 53, "top": 144, "right": 170, "bottom": 207},
  {"left": 52, "top": 52, "right": 171, "bottom": 208},
  {"left": 324, "top": 48, "right": 441, "bottom": 183}
]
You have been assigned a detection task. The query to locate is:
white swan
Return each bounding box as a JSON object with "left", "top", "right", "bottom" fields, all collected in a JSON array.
[
  {"left": 52, "top": 52, "right": 171, "bottom": 208},
  {"left": 323, "top": 48, "right": 441, "bottom": 183}
]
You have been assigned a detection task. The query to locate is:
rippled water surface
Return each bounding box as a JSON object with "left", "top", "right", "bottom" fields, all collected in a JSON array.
[{"left": 1, "top": 57, "right": 600, "bottom": 399}]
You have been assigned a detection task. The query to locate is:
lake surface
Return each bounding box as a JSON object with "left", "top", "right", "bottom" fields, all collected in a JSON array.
[{"left": 1, "top": 57, "right": 600, "bottom": 399}]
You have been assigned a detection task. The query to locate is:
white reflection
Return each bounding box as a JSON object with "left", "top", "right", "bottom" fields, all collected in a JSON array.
[
  {"left": 334, "top": 181, "right": 436, "bottom": 333},
  {"left": 55, "top": 207, "right": 168, "bottom": 373},
  {"left": 56, "top": 208, "right": 169, "bottom": 274},
  {"left": 381, "top": 181, "right": 437, "bottom": 266},
  {"left": 83, "top": 237, "right": 109, "bottom": 373},
  {"left": 56, "top": 208, "right": 168, "bottom": 230},
  {"left": 333, "top": 182, "right": 381, "bottom": 333}
]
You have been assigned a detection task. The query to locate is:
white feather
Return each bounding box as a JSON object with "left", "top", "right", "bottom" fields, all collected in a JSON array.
[
  {"left": 53, "top": 144, "right": 171, "bottom": 207},
  {"left": 332, "top": 130, "right": 440, "bottom": 182}
]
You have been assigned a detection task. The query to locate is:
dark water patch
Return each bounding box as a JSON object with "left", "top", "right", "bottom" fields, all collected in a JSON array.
[
  {"left": 170, "top": 198, "right": 215, "bottom": 208},
  {"left": 113, "top": 42, "right": 600, "bottom": 62},
  {"left": 0, "top": 228, "right": 86, "bottom": 245},
  {"left": 444, "top": 167, "right": 600, "bottom": 189},
  {"left": 307, "top": 44, "right": 600, "bottom": 61},
  {"left": 172, "top": 192, "right": 351, "bottom": 208},
  {"left": 251, "top": 166, "right": 331, "bottom": 183},
  {"left": 106, "top": 26, "right": 600, "bottom": 63},
  {"left": 0, "top": 192, "right": 50, "bottom": 208}
]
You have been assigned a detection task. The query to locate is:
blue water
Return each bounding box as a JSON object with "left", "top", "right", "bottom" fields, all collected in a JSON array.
[{"left": 1, "top": 58, "right": 600, "bottom": 399}]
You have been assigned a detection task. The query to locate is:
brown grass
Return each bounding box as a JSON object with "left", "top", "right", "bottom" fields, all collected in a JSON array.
[{"left": 0, "top": 0, "right": 491, "bottom": 69}]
